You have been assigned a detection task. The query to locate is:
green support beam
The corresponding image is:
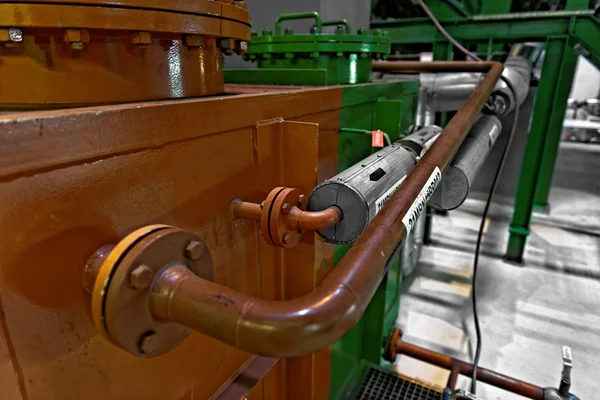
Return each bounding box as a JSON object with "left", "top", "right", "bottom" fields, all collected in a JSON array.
[
  {"left": 375, "top": 11, "right": 600, "bottom": 70},
  {"left": 506, "top": 37, "right": 575, "bottom": 263},
  {"left": 374, "top": 9, "right": 600, "bottom": 263},
  {"left": 533, "top": 44, "right": 578, "bottom": 209}
]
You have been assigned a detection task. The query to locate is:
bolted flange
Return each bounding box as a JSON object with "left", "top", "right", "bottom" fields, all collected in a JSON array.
[{"left": 88, "top": 225, "right": 213, "bottom": 357}]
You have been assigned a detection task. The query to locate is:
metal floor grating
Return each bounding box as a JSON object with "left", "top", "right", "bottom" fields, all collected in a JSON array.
[{"left": 355, "top": 367, "right": 443, "bottom": 400}]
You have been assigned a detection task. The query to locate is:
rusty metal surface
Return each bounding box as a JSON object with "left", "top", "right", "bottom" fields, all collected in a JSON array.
[
  {"left": 0, "top": 88, "right": 341, "bottom": 399},
  {"left": 0, "top": 0, "right": 250, "bottom": 107},
  {"left": 138, "top": 61, "right": 503, "bottom": 359},
  {"left": 388, "top": 329, "right": 545, "bottom": 399}
]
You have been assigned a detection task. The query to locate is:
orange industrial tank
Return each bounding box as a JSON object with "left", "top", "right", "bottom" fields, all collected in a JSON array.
[{"left": 0, "top": 0, "right": 251, "bottom": 109}]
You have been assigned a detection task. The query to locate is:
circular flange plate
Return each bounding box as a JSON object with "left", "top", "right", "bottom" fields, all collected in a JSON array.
[
  {"left": 102, "top": 227, "right": 213, "bottom": 357},
  {"left": 91, "top": 224, "right": 171, "bottom": 343}
]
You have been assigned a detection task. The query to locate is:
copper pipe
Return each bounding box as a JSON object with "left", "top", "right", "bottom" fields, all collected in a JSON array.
[
  {"left": 231, "top": 198, "right": 343, "bottom": 231},
  {"left": 390, "top": 331, "right": 544, "bottom": 399},
  {"left": 149, "top": 61, "right": 504, "bottom": 357},
  {"left": 447, "top": 365, "right": 460, "bottom": 390},
  {"left": 373, "top": 60, "right": 496, "bottom": 73},
  {"left": 231, "top": 199, "right": 262, "bottom": 221},
  {"left": 287, "top": 206, "right": 342, "bottom": 231}
]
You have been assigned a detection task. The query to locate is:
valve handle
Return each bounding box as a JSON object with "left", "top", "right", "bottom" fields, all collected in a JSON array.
[
  {"left": 275, "top": 12, "right": 322, "bottom": 34},
  {"left": 318, "top": 19, "right": 352, "bottom": 34}
]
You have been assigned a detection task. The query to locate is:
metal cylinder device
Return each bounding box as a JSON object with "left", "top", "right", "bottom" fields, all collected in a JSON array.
[
  {"left": 417, "top": 43, "right": 540, "bottom": 117},
  {"left": 308, "top": 126, "right": 441, "bottom": 244},
  {"left": 429, "top": 114, "right": 502, "bottom": 210}
]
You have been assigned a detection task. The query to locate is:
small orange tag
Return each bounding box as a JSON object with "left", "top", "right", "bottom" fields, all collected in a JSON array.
[{"left": 372, "top": 130, "right": 384, "bottom": 147}]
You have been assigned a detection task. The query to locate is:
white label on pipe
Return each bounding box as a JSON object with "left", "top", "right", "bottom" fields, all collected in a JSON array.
[
  {"left": 402, "top": 166, "right": 442, "bottom": 234},
  {"left": 375, "top": 175, "right": 407, "bottom": 215}
]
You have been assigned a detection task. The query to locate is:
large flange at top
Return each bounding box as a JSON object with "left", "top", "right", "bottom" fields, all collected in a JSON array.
[{"left": 0, "top": 0, "right": 251, "bottom": 108}]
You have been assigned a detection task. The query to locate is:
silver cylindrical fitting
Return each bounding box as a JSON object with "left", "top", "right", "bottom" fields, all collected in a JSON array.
[
  {"left": 429, "top": 115, "right": 502, "bottom": 211},
  {"left": 309, "top": 126, "right": 440, "bottom": 244}
]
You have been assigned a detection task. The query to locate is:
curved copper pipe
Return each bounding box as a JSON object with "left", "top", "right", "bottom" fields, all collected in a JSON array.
[
  {"left": 287, "top": 206, "right": 342, "bottom": 231},
  {"left": 231, "top": 198, "right": 342, "bottom": 231},
  {"left": 150, "top": 61, "right": 504, "bottom": 357},
  {"left": 389, "top": 330, "right": 544, "bottom": 399}
]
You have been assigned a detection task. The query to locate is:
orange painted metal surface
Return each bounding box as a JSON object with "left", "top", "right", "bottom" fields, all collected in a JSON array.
[
  {"left": 0, "top": 0, "right": 251, "bottom": 108},
  {"left": 0, "top": 87, "right": 341, "bottom": 399}
]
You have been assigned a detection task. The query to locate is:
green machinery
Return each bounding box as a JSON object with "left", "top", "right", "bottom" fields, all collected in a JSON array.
[
  {"left": 227, "top": 11, "right": 421, "bottom": 399},
  {"left": 226, "top": 12, "right": 390, "bottom": 86},
  {"left": 225, "top": 3, "right": 600, "bottom": 398},
  {"left": 371, "top": 0, "right": 600, "bottom": 263}
]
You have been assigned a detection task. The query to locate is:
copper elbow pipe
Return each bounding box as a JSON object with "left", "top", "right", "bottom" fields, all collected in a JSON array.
[
  {"left": 231, "top": 198, "right": 342, "bottom": 231},
  {"left": 149, "top": 61, "right": 504, "bottom": 357},
  {"left": 387, "top": 330, "right": 544, "bottom": 399},
  {"left": 287, "top": 206, "right": 342, "bottom": 231}
]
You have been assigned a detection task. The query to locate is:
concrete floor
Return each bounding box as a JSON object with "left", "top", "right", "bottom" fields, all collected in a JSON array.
[{"left": 394, "top": 144, "right": 600, "bottom": 399}]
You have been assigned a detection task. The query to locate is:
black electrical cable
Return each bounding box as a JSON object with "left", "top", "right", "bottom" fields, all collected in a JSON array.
[{"left": 418, "top": 0, "right": 521, "bottom": 394}]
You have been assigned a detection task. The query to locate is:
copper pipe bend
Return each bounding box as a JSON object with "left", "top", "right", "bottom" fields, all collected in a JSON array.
[
  {"left": 88, "top": 61, "right": 504, "bottom": 358},
  {"left": 231, "top": 189, "right": 342, "bottom": 248}
]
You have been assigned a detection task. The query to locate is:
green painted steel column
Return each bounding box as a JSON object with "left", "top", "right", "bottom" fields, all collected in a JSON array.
[
  {"left": 506, "top": 37, "right": 572, "bottom": 263},
  {"left": 533, "top": 45, "right": 578, "bottom": 208}
]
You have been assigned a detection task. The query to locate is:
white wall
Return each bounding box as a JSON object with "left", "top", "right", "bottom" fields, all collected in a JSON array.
[{"left": 570, "top": 56, "right": 600, "bottom": 101}]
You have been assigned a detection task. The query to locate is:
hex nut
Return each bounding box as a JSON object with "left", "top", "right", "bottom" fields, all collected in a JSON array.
[
  {"left": 129, "top": 265, "right": 154, "bottom": 289},
  {"left": 64, "top": 29, "right": 90, "bottom": 44},
  {"left": 219, "top": 38, "right": 235, "bottom": 55},
  {"left": 131, "top": 31, "right": 152, "bottom": 47},
  {"left": 282, "top": 203, "right": 291, "bottom": 215},
  {"left": 185, "top": 241, "right": 205, "bottom": 261},
  {"left": 139, "top": 332, "right": 159, "bottom": 355},
  {"left": 183, "top": 34, "right": 205, "bottom": 48}
]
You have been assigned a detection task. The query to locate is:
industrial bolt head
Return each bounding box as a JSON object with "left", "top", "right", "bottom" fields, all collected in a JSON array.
[
  {"left": 131, "top": 31, "right": 152, "bottom": 47},
  {"left": 183, "top": 34, "right": 204, "bottom": 48},
  {"left": 71, "top": 42, "right": 85, "bottom": 50},
  {"left": 219, "top": 38, "right": 235, "bottom": 55},
  {"left": 8, "top": 28, "right": 23, "bottom": 42},
  {"left": 139, "top": 332, "right": 159, "bottom": 355},
  {"left": 239, "top": 41, "right": 248, "bottom": 51},
  {"left": 129, "top": 265, "right": 154, "bottom": 289},
  {"left": 281, "top": 203, "right": 291, "bottom": 214},
  {"left": 185, "top": 240, "right": 205, "bottom": 261},
  {"left": 282, "top": 233, "right": 290, "bottom": 245},
  {"left": 64, "top": 29, "right": 90, "bottom": 44},
  {"left": 260, "top": 201, "right": 266, "bottom": 209},
  {"left": 297, "top": 195, "right": 306, "bottom": 207}
]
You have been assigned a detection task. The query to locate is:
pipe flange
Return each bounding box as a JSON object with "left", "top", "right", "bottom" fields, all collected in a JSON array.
[
  {"left": 91, "top": 225, "right": 213, "bottom": 357},
  {"left": 385, "top": 328, "right": 402, "bottom": 362},
  {"left": 261, "top": 187, "right": 305, "bottom": 248}
]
